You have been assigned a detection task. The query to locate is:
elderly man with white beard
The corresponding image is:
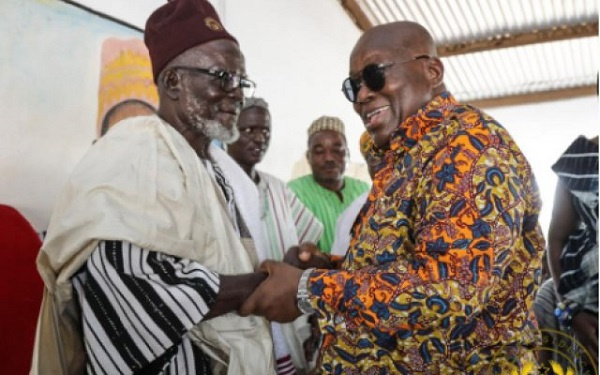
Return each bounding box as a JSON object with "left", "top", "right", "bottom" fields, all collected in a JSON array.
[{"left": 31, "top": 0, "right": 277, "bottom": 374}]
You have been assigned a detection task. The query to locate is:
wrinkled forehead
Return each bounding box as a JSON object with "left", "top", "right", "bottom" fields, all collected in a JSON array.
[
  {"left": 309, "top": 130, "right": 347, "bottom": 149},
  {"left": 238, "top": 106, "right": 271, "bottom": 128},
  {"left": 349, "top": 34, "right": 411, "bottom": 72}
]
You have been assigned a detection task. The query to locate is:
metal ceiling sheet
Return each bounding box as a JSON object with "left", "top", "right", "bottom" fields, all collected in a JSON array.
[
  {"left": 444, "top": 36, "right": 598, "bottom": 101},
  {"left": 360, "top": 0, "right": 598, "bottom": 44},
  {"left": 351, "top": 0, "right": 599, "bottom": 103}
]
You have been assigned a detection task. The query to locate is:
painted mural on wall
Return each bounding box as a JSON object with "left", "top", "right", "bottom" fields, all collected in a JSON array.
[
  {"left": 0, "top": 0, "right": 150, "bottom": 231},
  {"left": 96, "top": 38, "right": 158, "bottom": 138}
]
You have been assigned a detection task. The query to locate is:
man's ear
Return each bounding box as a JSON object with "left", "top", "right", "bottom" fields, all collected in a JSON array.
[
  {"left": 426, "top": 57, "right": 444, "bottom": 89},
  {"left": 160, "top": 69, "right": 181, "bottom": 99}
]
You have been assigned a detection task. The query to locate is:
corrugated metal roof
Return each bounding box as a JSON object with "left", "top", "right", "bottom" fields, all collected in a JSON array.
[
  {"left": 360, "top": 0, "right": 597, "bottom": 42},
  {"left": 341, "top": 0, "right": 599, "bottom": 106},
  {"left": 444, "top": 36, "right": 597, "bottom": 101}
]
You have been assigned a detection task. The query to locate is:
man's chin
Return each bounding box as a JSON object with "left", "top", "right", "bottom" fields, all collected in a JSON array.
[
  {"left": 316, "top": 173, "right": 343, "bottom": 184},
  {"left": 206, "top": 121, "right": 239, "bottom": 144}
]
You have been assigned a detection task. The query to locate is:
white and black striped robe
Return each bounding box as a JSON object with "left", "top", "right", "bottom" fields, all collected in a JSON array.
[
  {"left": 552, "top": 135, "right": 598, "bottom": 312},
  {"left": 72, "top": 240, "right": 220, "bottom": 374}
]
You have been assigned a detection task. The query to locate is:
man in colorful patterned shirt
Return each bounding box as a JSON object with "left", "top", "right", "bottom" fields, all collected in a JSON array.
[
  {"left": 288, "top": 116, "right": 370, "bottom": 253},
  {"left": 241, "top": 21, "right": 545, "bottom": 374}
]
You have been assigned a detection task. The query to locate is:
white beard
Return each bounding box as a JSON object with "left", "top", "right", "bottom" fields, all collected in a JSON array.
[
  {"left": 200, "top": 117, "right": 240, "bottom": 144},
  {"left": 184, "top": 88, "right": 240, "bottom": 144}
]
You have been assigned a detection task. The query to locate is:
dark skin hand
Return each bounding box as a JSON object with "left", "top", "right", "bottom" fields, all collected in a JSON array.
[
  {"left": 205, "top": 271, "right": 267, "bottom": 320},
  {"left": 240, "top": 244, "right": 336, "bottom": 321},
  {"left": 239, "top": 260, "right": 303, "bottom": 322},
  {"left": 283, "top": 242, "right": 334, "bottom": 270}
]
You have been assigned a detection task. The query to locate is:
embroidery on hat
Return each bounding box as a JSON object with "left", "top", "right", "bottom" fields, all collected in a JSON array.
[
  {"left": 307, "top": 116, "right": 345, "bottom": 138},
  {"left": 204, "top": 17, "right": 223, "bottom": 31}
]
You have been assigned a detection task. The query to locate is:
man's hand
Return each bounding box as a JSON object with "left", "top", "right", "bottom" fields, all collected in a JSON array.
[
  {"left": 572, "top": 311, "right": 599, "bottom": 364},
  {"left": 239, "top": 260, "right": 304, "bottom": 322},
  {"left": 284, "top": 242, "right": 333, "bottom": 270},
  {"left": 205, "top": 271, "right": 267, "bottom": 320}
]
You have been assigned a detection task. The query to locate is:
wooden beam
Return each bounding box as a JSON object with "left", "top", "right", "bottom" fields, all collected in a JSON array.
[
  {"left": 439, "top": 22, "right": 598, "bottom": 57},
  {"left": 467, "top": 85, "right": 597, "bottom": 109},
  {"left": 339, "top": 0, "right": 373, "bottom": 31}
]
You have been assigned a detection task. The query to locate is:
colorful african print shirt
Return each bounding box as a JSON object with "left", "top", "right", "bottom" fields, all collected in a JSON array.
[
  {"left": 307, "top": 92, "right": 545, "bottom": 374},
  {"left": 288, "top": 175, "right": 370, "bottom": 253}
]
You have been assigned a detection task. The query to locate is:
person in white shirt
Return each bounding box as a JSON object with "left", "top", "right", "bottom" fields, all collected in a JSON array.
[{"left": 330, "top": 131, "right": 383, "bottom": 256}]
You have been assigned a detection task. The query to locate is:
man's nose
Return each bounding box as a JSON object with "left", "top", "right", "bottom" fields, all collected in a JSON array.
[
  {"left": 251, "top": 131, "right": 266, "bottom": 143},
  {"left": 354, "top": 82, "right": 374, "bottom": 105},
  {"left": 228, "top": 85, "right": 244, "bottom": 104},
  {"left": 323, "top": 150, "right": 337, "bottom": 161}
]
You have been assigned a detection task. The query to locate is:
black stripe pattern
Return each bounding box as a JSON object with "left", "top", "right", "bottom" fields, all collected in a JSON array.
[
  {"left": 72, "top": 240, "right": 219, "bottom": 374},
  {"left": 551, "top": 136, "right": 598, "bottom": 310}
]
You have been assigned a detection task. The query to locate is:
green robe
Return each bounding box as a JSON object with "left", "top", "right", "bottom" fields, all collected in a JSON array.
[{"left": 288, "top": 175, "right": 369, "bottom": 253}]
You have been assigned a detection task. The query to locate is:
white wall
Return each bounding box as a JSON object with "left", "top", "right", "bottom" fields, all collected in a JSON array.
[{"left": 1, "top": 0, "right": 140, "bottom": 232}]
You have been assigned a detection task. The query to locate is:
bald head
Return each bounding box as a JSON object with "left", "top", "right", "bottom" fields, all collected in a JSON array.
[{"left": 352, "top": 21, "right": 437, "bottom": 62}]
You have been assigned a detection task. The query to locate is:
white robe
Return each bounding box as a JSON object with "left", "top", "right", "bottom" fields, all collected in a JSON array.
[{"left": 31, "top": 115, "right": 275, "bottom": 375}]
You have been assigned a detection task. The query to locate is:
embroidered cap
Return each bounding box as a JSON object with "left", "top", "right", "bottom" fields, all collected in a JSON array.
[
  {"left": 144, "top": 0, "right": 238, "bottom": 82},
  {"left": 307, "top": 116, "right": 345, "bottom": 138}
]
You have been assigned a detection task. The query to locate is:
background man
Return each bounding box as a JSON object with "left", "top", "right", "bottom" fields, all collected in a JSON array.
[
  {"left": 241, "top": 21, "right": 545, "bottom": 374},
  {"left": 227, "top": 97, "right": 324, "bottom": 373},
  {"left": 545, "top": 135, "right": 598, "bottom": 372},
  {"left": 288, "top": 116, "right": 369, "bottom": 254},
  {"left": 31, "top": 0, "right": 276, "bottom": 373}
]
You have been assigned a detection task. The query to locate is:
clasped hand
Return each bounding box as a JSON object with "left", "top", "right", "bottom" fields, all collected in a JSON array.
[{"left": 239, "top": 242, "right": 332, "bottom": 322}]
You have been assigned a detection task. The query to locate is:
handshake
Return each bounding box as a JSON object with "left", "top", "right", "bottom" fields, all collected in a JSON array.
[{"left": 238, "top": 243, "right": 335, "bottom": 322}]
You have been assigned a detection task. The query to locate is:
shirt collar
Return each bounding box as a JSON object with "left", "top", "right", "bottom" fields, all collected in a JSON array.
[{"left": 389, "top": 91, "right": 457, "bottom": 154}]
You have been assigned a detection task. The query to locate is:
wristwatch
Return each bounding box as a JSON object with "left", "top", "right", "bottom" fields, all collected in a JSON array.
[{"left": 297, "top": 268, "right": 316, "bottom": 314}]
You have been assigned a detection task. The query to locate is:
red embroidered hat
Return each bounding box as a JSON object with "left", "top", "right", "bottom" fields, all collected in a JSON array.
[{"left": 144, "top": 0, "right": 238, "bottom": 82}]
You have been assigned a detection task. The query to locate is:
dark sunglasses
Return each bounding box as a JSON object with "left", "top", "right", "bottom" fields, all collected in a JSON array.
[
  {"left": 171, "top": 66, "right": 256, "bottom": 98},
  {"left": 341, "top": 55, "right": 430, "bottom": 102}
]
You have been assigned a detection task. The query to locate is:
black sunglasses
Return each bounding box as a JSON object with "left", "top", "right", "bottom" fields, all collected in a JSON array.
[
  {"left": 170, "top": 66, "right": 256, "bottom": 97},
  {"left": 341, "top": 55, "right": 430, "bottom": 102}
]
